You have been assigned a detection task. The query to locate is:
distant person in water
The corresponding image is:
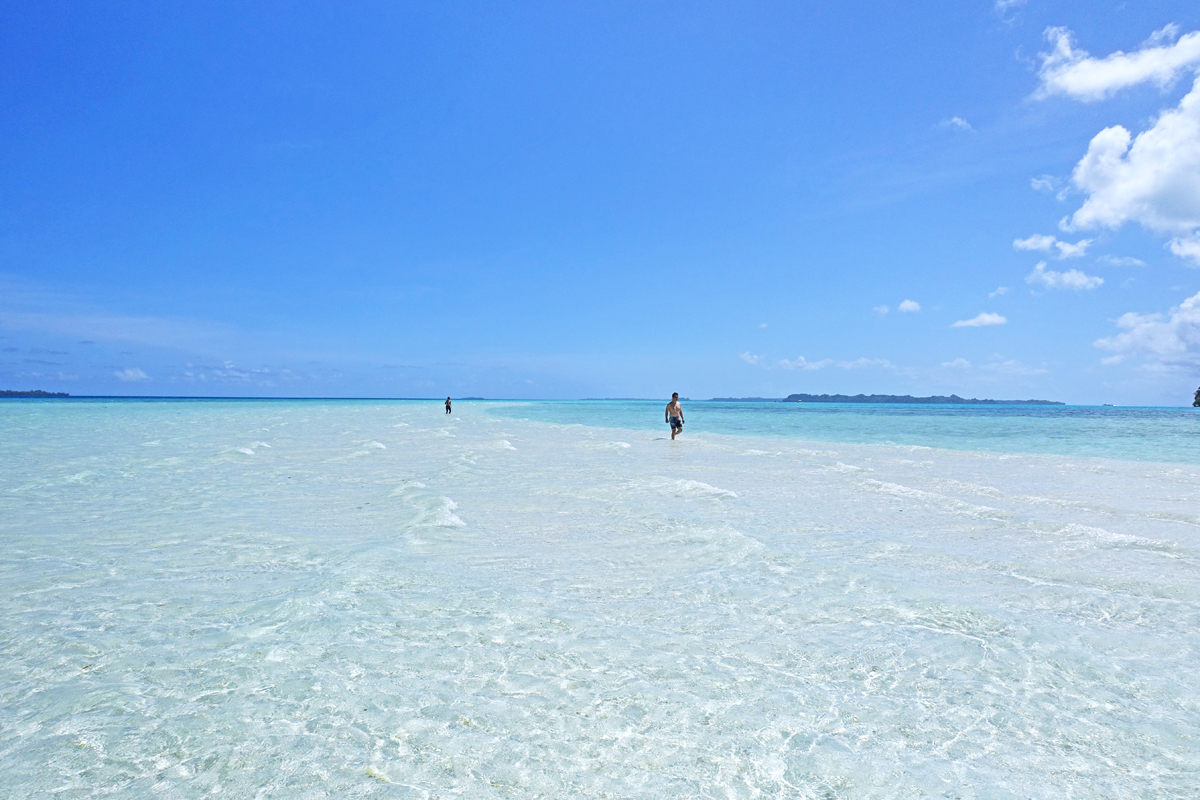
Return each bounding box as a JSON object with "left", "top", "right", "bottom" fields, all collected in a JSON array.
[
  {"left": 665, "top": 392, "right": 684, "bottom": 439},
  {"left": 445, "top": 397, "right": 452, "bottom": 414}
]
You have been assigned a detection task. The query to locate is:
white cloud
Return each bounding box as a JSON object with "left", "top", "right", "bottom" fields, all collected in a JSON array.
[
  {"left": 1097, "top": 254, "right": 1147, "bottom": 267},
  {"left": 898, "top": 299, "right": 921, "bottom": 312},
  {"left": 176, "top": 361, "right": 304, "bottom": 386},
  {"left": 1054, "top": 238, "right": 1092, "bottom": 258},
  {"left": 1031, "top": 175, "right": 1057, "bottom": 192},
  {"left": 1034, "top": 28, "right": 1200, "bottom": 268},
  {"left": 1065, "top": 74, "right": 1200, "bottom": 238},
  {"left": 941, "top": 357, "right": 972, "bottom": 368},
  {"left": 739, "top": 352, "right": 761, "bottom": 365},
  {"left": 989, "top": 286, "right": 1009, "bottom": 297},
  {"left": 1014, "top": 233, "right": 1056, "bottom": 251},
  {"left": 873, "top": 305, "right": 889, "bottom": 315},
  {"left": 1094, "top": 290, "right": 1200, "bottom": 368},
  {"left": 1169, "top": 234, "right": 1200, "bottom": 265},
  {"left": 780, "top": 356, "right": 832, "bottom": 370},
  {"left": 953, "top": 312, "right": 1007, "bottom": 327},
  {"left": 1036, "top": 25, "right": 1200, "bottom": 102},
  {"left": 1013, "top": 234, "right": 1092, "bottom": 258},
  {"left": 115, "top": 367, "right": 150, "bottom": 382},
  {"left": 940, "top": 116, "right": 973, "bottom": 131},
  {"left": 758, "top": 322, "right": 768, "bottom": 328},
  {"left": 1026, "top": 261, "right": 1104, "bottom": 290}
]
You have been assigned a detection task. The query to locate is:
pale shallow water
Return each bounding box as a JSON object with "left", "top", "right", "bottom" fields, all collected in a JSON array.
[
  {"left": 2, "top": 399, "right": 1199, "bottom": 798},
  {"left": 489, "top": 400, "right": 1200, "bottom": 464}
]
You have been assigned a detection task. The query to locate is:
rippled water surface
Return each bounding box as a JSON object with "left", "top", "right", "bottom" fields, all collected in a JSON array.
[
  {"left": 2, "top": 399, "right": 1198, "bottom": 798},
  {"left": 489, "top": 400, "right": 1200, "bottom": 464}
]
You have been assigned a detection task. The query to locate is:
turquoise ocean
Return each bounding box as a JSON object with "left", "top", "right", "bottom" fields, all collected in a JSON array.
[{"left": 3, "top": 399, "right": 1198, "bottom": 798}]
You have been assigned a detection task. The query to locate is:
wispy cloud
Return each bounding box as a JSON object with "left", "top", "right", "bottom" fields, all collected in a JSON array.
[
  {"left": 1030, "top": 175, "right": 1057, "bottom": 192},
  {"left": 994, "top": 0, "right": 1027, "bottom": 23},
  {"left": 751, "top": 353, "right": 895, "bottom": 371},
  {"left": 1094, "top": 290, "right": 1200, "bottom": 368},
  {"left": 940, "top": 116, "right": 973, "bottom": 131},
  {"left": 1014, "top": 233, "right": 1056, "bottom": 251},
  {"left": 838, "top": 357, "right": 894, "bottom": 370},
  {"left": 0, "top": 310, "right": 239, "bottom": 351},
  {"left": 873, "top": 305, "right": 889, "bottom": 316},
  {"left": 941, "top": 357, "right": 971, "bottom": 368},
  {"left": 953, "top": 312, "right": 1007, "bottom": 327},
  {"left": 179, "top": 361, "right": 304, "bottom": 386},
  {"left": 989, "top": 286, "right": 1009, "bottom": 298},
  {"left": 898, "top": 299, "right": 921, "bottom": 312},
  {"left": 1013, "top": 234, "right": 1092, "bottom": 258},
  {"left": 1026, "top": 261, "right": 1104, "bottom": 290},
  {"left": 780, "top": 356, "right": 832, "bottom": 370},
  {"left": 1097, "top": 254, "right": 1147, "bottom": 267},
  {"left": 1036, "top": 25, "right": 1200, "bottom": 101},
  {"left": 114, "top": 367, "right": 150, "bottom": 382},
  {"left": 981, "top": 358, "right": 1048, "bottom": 376}
]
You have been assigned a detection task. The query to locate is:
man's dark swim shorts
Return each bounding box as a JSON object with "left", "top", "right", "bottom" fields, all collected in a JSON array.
[{"left": 670, "top": 416, "right": 683, "bottom": 431}]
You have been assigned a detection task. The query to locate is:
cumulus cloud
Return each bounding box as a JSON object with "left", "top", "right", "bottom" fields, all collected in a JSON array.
[
  {"left": 1065, "top": 78, "right": 1200, "bottom": 237},
  {"left": 1026, "top": 261, "right": 1104, "bottom": 290},
  {"left": 1030, "top": 27, "right": 1200, "bottom": 268},
  {"left": 739, "top": 352, "right": 761, "bottom": 365},
  {"left": 953, "top": 312, "right": 1007, "bottom": 327},
  {"left": 989, "top": 286, "right": 1009, "bottom": 297},
  {"left": 1013, "top": 234, "right": 1092, "bottom": 258},
  {"left": 898, "top": 299, "right": 921, "bottom": 312},
  {"left": 941, "top": 357, "right": 971, "bottom": 368},
  {"left": 940, "top": 116, "right": 973, "bottom": 131},
  {"left": 780, "top": 356, "right": 832, "bottom": 370},
  {"left": 1169, "top": 234, "right": 1200, "bottom": 265},
  {"left": 1036, "top": 25, "right": 1200, "bottom": 102},
  {"left": 1094, "top": 290, "right": 1200, "bottom": 368},
  {"left": 115, "top": 367, "right": 150, "bottom": 381}
]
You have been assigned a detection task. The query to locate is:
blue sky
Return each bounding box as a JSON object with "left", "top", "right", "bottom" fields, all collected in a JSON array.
[{"left": 3, "top": 1, "right": 1200, "bottom": 403}]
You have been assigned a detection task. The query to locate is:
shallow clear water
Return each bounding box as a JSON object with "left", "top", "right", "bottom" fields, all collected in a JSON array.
[
  {"left": 2, "top": 399, "right": 1198, "bottom": 798},
  {"left": 490, "top": 400, "right": 1200, "bottom": 464}
]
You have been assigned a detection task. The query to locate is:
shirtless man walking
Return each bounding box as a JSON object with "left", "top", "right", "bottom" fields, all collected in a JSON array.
[{"left": 665, "top": 393, "right": 684, "bottom": 440}]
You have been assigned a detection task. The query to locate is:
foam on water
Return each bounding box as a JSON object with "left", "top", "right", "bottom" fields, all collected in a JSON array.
[{"left": 1, "top": 399, "right": 1198, "bottom": 798}]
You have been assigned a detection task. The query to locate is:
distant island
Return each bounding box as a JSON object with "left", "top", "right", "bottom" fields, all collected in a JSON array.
[
  {"left": 786, "top": 393, "right": 1062, "bottom": 405},
  {"left": 0, "top": 390, "right": 69, "bottom": 398},
  {"left": 712, "top": 393, "right": 1063, "bottom": 405}
]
